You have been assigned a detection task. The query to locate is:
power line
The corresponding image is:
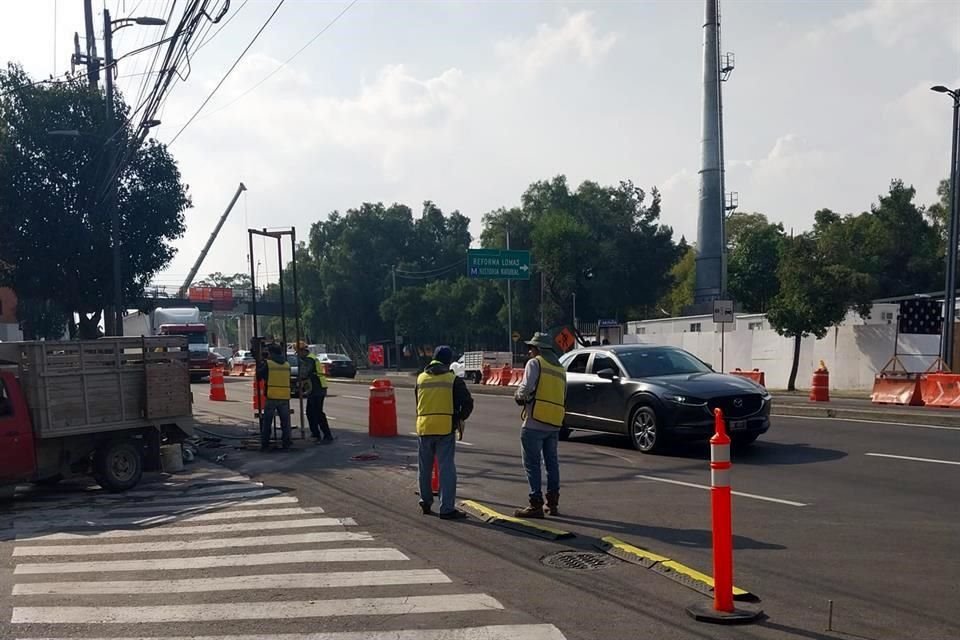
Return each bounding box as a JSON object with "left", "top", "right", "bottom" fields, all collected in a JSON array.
[
  {"left": 167, "top": 0, "right": 285, "bottom": 146},
  {"left": 196, "top": 0, "right": 357, "bottom": 120},
  {"left": 195, "top": 0, "right": 249, "bottom": 51}
]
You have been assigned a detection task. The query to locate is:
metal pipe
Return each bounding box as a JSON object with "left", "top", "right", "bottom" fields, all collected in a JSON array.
[{"left": 940, "top": 91, "right": 960, "bottom": 369}]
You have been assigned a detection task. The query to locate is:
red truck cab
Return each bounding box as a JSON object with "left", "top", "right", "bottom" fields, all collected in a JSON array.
[
  {"left": 158, "top": 323, "right": 215, "bottom": 381},
  {"left": 0, "top": 371, "right": 37, "bottom": 484}
]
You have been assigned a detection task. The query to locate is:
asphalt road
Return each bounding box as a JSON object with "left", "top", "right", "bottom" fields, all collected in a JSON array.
[{"left": 2, "top": 379, "right": 957, "bottom": 640}]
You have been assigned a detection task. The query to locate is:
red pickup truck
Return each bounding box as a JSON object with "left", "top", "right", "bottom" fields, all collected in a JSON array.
[{"left": 0, "top": 337, "right": 195, "bottom": 492}]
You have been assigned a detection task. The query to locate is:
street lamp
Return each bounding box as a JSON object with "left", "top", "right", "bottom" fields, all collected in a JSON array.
[
  {"left": 103, "top": 10, "right": 166, "bottom": 336},
  {"left": 931, "top": 85, "right": 960, "bottom": 369}
]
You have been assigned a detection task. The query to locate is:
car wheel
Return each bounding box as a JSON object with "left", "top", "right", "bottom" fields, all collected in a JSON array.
[
  {"left": 94, "top": 440, "right": 143, "bottom": 492},
  {"left": 628, "top": 405, "right": 663, "bottom": 453},
  {"left": 732, "top": 432, "right": 760, "bottom": 446},
  {"left": 559, "top": 427, "right": 572, "bottom": 441}
]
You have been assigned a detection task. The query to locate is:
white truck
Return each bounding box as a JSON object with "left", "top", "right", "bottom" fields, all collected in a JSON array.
[
  {"left": 451, "top": 351, "right": 513, "bottom": 383},
  {"left": 124, "top": 307, "right": 214, "bottom": 381}
]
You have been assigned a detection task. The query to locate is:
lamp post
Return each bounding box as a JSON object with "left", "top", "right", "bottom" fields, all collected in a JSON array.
[
  {"left": 103, "top": 10, "right": 166, "bottom": 336},
  {"left": 931, "top": 85, "right": 960, "bottom": 369}
]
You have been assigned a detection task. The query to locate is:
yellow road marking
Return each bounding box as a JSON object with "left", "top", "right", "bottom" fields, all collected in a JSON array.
[{"left": 460, "top": 500, "right": 573, "bottom": 538}]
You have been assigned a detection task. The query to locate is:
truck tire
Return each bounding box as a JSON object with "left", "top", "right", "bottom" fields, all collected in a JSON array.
[{"left": 94, "top": 440, "right": 143, "bottom": 492}]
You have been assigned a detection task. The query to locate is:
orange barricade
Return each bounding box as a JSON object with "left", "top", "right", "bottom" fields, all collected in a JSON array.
[
  {"left": 244, "top": 363, "right": 257, "bottom": 376},
  {"left": 209, "top": 367, "right": 227, "bottom": 401},
  {"left": 369, "top": 379, "right": 398, "bottom": 437},
  {"left": 231, "top": 363, "right": 245, "bottom": 376},
  {"left": 498, "top": 364, "right": 512, "bottom": 387},
  {"left": 729, "top": 368, "right": 766, "bottom": 387},
  {"left": 919, "top": 372, "right": 960, "bottom": 408},
  {"left": 871, "top": 357, "right": 924, "bottom": 406},
  {"left": 809, "top": 362, "right": 829, "bottom": 402},
  {"left": 252, "top": 379, "right": 266, "bottom": 416},
  {"left": 510, "top": 368, "right": 524, "bottom": 386},
  {"left": 871, "top": 374, "right": 924, "bottom": 406}
]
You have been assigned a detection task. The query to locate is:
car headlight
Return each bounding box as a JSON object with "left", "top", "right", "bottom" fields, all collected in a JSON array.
[
  {"left": 760, "top": 390, "right": 772, "bottom": 402},
  {"left": 663, "top": 393, "right": 707, "bottom": 407}
]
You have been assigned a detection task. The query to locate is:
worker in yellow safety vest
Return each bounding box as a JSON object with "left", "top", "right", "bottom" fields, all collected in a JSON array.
[
  {"left": 256, "top": 342, "right": 292, "bottom": 451},
  {"left": 513, "top": 332, "right": 567, "bottom": 518},
  {"left": 297, "top": 342, "right": 334, "bottom": 443},
  {"left": 415, "top": 345, "right": 474, "bottom": 519}
]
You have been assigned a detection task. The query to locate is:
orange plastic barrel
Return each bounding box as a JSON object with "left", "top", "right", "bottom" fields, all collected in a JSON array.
[
  {"left": 368, "top": 379, "right": 398, "bottom": 437},
  {"left": 809, "top": 365, "right": 830, "bottom": 402}
]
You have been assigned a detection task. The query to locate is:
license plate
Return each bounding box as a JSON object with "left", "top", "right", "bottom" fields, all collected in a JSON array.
[{"left": 730, "top": 420, "right": 748, "bottom": 431}]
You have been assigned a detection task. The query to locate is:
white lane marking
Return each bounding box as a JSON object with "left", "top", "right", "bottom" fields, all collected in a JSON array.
[
  {"left": 771, "top": 413, "right": 960, "bottom": 432},
  {"left": 12, "top": 504, "right": 320, "bottom": 533},
  {"left": 343, "top": 395, "right": 368, "bottom": 400},
  {"left": 13, "top": 569, "right": 451, "bottom": 595},
  {"left": 865, "top": 452, "right": 960, "bottom": 466},
  {"left": 635, "top": 475, "right": 808, "bottom": 507},
  {"left": 11, "top": 624, "right": 567, "bottom": 640},
  {"left": 14, "top": 482, "right": 267, "bottom": 507},
  {"left": 591, "top": 447, "right": 635, "bottom": 464},
  {"left": 13, "top": 531, "right": 372, "bottom": 556},
  {"left": 17, "top": 517, "right": 353, "bottom": 541},
  {"left": 12, "top": 594, "right": 504, "bottom": 623},
  {"left": 12, "top": 496, "right": 299, "bottom": 521},
  {"left": 15, "top": 489, "right": 281, "bottom": 514},
  {"left": 14, "top": 548, "right": 407, "bottom": 574}
]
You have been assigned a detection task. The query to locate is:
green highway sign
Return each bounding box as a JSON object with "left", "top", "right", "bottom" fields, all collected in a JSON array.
[{"left": 467, "top": 249, "right": 531, "bottom": 280}]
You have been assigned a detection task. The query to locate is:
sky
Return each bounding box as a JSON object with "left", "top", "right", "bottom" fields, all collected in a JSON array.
[{"left": 2, "top": 0, "right": 959, "bottom": 290}]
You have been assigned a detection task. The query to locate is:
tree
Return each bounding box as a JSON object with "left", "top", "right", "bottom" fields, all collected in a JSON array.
[
  {"left": 925, "top": 177, "right": 951, "bottom": 246},
  {"left": 766, "top": 235, "right": 866, "bottom": 391},
  {"left": 728, "top": 220, "right": 785, "bottom": 313},
  {"left": 725, "top": 211, "right": 771, "bottom": 249},
  {"left": 659, "top": 242, "right": 695, "bottom": 317},
  {"left": 0, "top": 65, "right": 190, "bottom": 338}
]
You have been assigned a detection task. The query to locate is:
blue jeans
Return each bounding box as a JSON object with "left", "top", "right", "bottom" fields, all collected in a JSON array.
[
  {"left": 521, "top": 427, "right": 560, "bottom": 499},
  {"left": 260, "top": 399, "right": 292, "bottom": 447},
  {"left": 418, "top": 432, "right": 457, "bottom": 514}
]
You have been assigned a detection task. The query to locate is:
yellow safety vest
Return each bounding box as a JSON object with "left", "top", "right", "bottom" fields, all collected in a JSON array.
[
  {"left": 306, "top": 353, "right": 328, "bottom": 388},
  {"left": 265, "top": 359, "right": 291, "bottom": 400},
  {"left": 416, "top": 365, "right": 456, "bottom": 436},
  {"left": 532, "top": 355, "right": 566, "bottom": 427}
]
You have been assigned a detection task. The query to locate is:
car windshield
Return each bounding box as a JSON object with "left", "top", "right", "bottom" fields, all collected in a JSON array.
[
  {"left": 328, "top": 354, "right": 350, "bottom": 362},
  {"left": 186, "top": 333, "right": 207, "bottom": 345},
  {"left": 617, "top": 348, "right": 711, "bottom": 378}
]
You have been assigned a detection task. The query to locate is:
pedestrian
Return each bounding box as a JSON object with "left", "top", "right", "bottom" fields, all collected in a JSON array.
[
  {"left": 415, "top": 345, "right": 473, "bottom": 520},
  {"left": 297, "top": 342, "right": 334, "bottom": 444},
  {"left": 513, "top": 332, "right": 567, "bottom": 518},
  {"left": 256, "top": 343, "right": 292, "bottom": 451}
]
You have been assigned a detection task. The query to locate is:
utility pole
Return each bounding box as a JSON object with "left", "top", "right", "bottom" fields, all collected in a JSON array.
[
  {"left": 392, "top": 267, "right": 400, "bottom": 371},
  {"left": 103, "top": 9, "right": 123, "bottom": 336},
  {"left": 506, "top": 225, "right": 513, "bottom": 358},
  {"left": 932, "top": 85, "right": 960, "bottom": 369},
  {"left": 83, "top": 0, "right": 100, "bottom": 88}
]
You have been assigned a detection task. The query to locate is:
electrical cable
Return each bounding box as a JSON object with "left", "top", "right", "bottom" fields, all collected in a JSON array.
[
  {"left": 167, "top": 0, "right": 286, "bottom": 146},
  {"left": 195, "top": 0, "right": 248, "bottom": 51},
  {"left": 196, "top": 0, "right": 357, "bottom": 120}
]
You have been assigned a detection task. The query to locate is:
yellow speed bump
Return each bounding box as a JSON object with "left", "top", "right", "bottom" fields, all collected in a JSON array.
[
  {"left": 594, "top": 536, "right": 756, "bottom": 602},
  {"left": 459, "top": 500, "right": 574, "bottom": 540}
]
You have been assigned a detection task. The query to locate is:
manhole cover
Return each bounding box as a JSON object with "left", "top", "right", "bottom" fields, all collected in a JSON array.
[{"left": 541, "top": 550, "right": 618, "bottom": 571}]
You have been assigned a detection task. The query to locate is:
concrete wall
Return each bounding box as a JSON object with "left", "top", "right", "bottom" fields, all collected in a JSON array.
[{"left": 624, "top": 324, "right": 940, "bottom": 391}]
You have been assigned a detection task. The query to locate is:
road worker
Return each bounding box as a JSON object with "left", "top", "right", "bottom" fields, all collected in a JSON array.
[
  {"left": 297, "top": 342, "right": 334, "bottom": 443},
  {"left": 256, "top": 342, "right": 292, "bottom": 451},
  {"left": 513, "top": 332, "right": 567, "bottom": 518},
  {"left": 415, "top": 345, "right": 473, "bottom": 519}
]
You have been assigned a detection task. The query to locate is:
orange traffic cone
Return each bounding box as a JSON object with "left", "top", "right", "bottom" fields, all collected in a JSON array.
[
  {"left": 252, "top": 379, "right": 266, "bottom": 415},
  {"left": 209, "top": 367, "right": 227, "bottom": 401},
  {"left": 431, "top": 458, "right": 440, "bottom": 496}
]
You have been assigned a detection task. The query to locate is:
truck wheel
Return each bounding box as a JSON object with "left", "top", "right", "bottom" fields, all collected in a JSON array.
[{"left": 94, "top": 440, "right": 143, "bottom": 492}]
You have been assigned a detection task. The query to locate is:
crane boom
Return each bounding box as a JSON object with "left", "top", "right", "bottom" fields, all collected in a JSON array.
[{"left": 179, "top": 182, "right": 247, "bottom": 298}]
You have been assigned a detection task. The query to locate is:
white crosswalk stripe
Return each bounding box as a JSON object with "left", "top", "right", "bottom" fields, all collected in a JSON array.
[{"left": 7, "top": 465, "right": 566, "bottom": 639}]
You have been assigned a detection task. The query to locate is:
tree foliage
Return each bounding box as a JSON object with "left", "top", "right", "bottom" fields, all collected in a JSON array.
[
  {"left": 659, "top": 242, "right": 695, "bottom": 317},
  {"left": 728, "top": 216, "right": 785, "bottom": 313},
  {"left": 0, "top": 65, "right": 190, "bottom": 338}
]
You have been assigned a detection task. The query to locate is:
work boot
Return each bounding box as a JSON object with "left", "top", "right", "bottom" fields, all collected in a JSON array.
[
  {"left": 514, "top": 497, "right": 545, "bottom": 519},
  {"left": 545, "top": 491, "right": 560, "bottom": 516}
]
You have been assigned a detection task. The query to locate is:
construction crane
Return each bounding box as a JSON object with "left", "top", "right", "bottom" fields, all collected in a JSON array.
[{"left": 178, "top": 182, "right": 247, "bottom": 298}]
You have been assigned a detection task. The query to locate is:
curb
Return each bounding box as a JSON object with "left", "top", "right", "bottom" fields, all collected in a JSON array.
[
  {"left": 772, "top": 402, "right": 960, "bottom": 427},
  {"left": 593, "top": 536, "right": 757, "bottom": 602},
  {"left": 459, "top": 500, "right": 575, "bottom": 540}
]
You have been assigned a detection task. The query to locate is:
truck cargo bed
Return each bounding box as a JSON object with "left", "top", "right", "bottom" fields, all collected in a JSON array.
[{"left": 3, "top": 337, "right": 193, "bottom": 439}]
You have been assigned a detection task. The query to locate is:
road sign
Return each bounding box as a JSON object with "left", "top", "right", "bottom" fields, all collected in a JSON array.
[
  {"left": 713, "top": 300, "right": 734, "bottom": 324},
  {"left": 467, "top": 249, "right": 531, "bottom": 280},
  {"left": 554, "top": 327, "right": 576, "bottom": 353},
  {"left": 598, "top": 318, "right": 619, "bottom": 328},
  {"left": 512, "top": 331, "right": 521, "bottom": 342}
]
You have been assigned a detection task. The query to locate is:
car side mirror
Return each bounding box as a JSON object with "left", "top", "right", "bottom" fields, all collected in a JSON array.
[{"left": 597, "top": 368, "right": 617, "bottom": 380}]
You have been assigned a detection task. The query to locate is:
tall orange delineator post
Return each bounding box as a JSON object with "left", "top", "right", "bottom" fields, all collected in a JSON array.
[
  {"left": 686, "top": 408, "right": 763, "bottom": 624},
  {"left": 209, "top": 367, "right": 227, "bottom": 401},
  {"left": 431, "top": 458, "right": 440, "bottom": 495}
]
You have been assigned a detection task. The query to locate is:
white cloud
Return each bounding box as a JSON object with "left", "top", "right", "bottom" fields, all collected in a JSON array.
[
  {"left": 809, "top": 0, "right": 960, "bottom": 51},
  {"left": 495, "top": 10, "right": 619, "bottom": 78}
]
